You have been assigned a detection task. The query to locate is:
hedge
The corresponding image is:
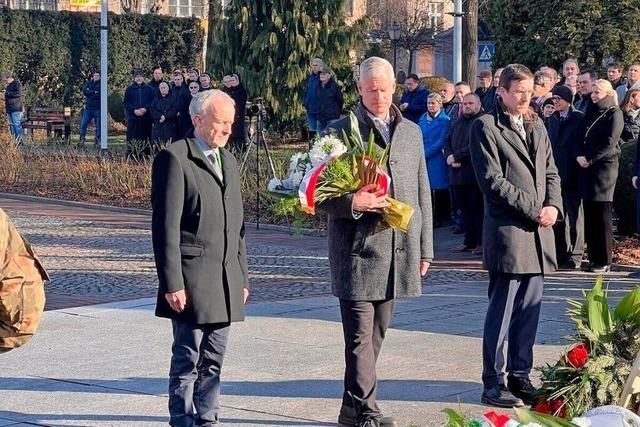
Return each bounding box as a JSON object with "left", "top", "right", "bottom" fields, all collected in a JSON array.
[
  {"left": 614, "top": 141, "right": 638, "bottom": 236},
  {"left": 0, "top": 9, "right": 204, "bottom": 121}
]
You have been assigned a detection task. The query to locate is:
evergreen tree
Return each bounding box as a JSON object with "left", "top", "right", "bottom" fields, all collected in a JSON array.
[
  {"left": 207, "top": 0, "right": 366, "bottom": 123},
  {"left": 486, "top": 0, "right": 640, "bottom": 71}
]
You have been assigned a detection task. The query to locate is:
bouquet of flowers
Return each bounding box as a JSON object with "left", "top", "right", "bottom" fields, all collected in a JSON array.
[
  {"left": 531, "top": 278, "right": 640, "bottom": 418},
  {"left": 268, "top": 113, "right": 414, "bottom": 232}
]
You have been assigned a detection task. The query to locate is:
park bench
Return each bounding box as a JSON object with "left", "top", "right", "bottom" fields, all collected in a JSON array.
[{"left": 21, "top": 107, "right": 71, "bottom": 144}]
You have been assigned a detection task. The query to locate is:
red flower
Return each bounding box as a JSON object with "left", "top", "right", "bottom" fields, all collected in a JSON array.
[
  {"left": 532, "top": 398, "right": 551, "bottom": 414},
  {"left": 566, "top": 342, "right": 589, "bottom": 368},
  {"left": 551, "top": 398, "right": 567, "bottom": 418}
]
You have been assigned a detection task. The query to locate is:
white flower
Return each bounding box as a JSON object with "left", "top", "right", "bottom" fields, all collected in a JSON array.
[
  {"left": 522, "top": 424, "right": 543, "bottom": 427},
  {"left": 289, "top": 171, "right": 304, "bottom": 187},
  {"left": 570, "top": 418, "right": 591, "bottom": 427},
  {"left": 309, "top": 135, "right": 347, "bottom": 167},
  {"left": 267, "top": 178, "right": 281, "bottom": 192}
]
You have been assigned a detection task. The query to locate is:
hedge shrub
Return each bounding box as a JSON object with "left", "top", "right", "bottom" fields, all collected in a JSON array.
[
  {"left": 614, "top": 141, "right": 638, "bottom": 236},
  {"left": 0, "top": 9, "right": 204, "bottom": 121}
]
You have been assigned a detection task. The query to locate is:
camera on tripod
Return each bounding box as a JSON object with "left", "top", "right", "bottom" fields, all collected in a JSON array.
[{"left": 246, "top": 97, "right": 268, "bottom": 118}]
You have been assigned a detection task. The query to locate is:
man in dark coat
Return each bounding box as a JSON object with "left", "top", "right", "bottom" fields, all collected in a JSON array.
[
  {"left": 576, "top": 70, "right": 597, "bottom": 113},
  {"left": 470, "top": 64, "right": 563, "bottom": 408},
  {"left": 222, "top": 73, "right": 248, "bottom": 154},
  {"left": 481, "top": 68, "right": 503, "bottom": 113},
  {"left": 398, "top": 73, "right": 429, "bottom": 123},
  {"left": 475, "top": 70, "right": 493, "bottom": 104},
  {"left": 303, "top": 58, "right": 323, "bottom": 139},
  {"left": 2, "top": 72, "right": 23, "bottom": 145},
  {"left": 607, "top": 62, "right": 627, "bottom": 89},
  {"left": 321, "top": 57, "right": 433, "bottom": 427},
  {"left": 547, "top": 85, "right": 586, "bottom": 269},
  {"left": 444, "top": 93, "right": 484, "bottom": 253},
  {"left": 171, "top": 72, "right": 192, "bottom": 140},
  {"left": 150, "top": 65, "right": 164, "bottom": 93},
  {"left": 124, "top": 69, "right": 155, "bottom": 157},
  {"left": 316, "top": 66, "right": 344, "bottom": 131},
  {"left": 78, "top": 70, "right": 101, "bottom": 148},
  {"left": 152, "top": 89, "right": 249, "bottom": 427}
]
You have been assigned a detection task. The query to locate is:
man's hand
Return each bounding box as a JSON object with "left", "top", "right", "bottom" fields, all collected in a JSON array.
[
  {"left": 633, "top": 176, "right": 638, "bottom": 189},
  {"left": 446, "top": 154, "right": 456, "bottom": 165},
  {"left": 165, "top": 290, "right": 187, "bottom": 313},
  {"left": 537, "top": 206, "right": 559, "bottom": 228},
  {"left": 451, "top": 162, "right": 462, "bottom": 168},
  {"left": 576, "top": 156, "right": 589, "bottom": 168},
  {"left": 243, "top": 288, "right": 249, "bottom": 304},
  {"left": 399, "top": 103, "right": 409, "bottom": 111},
  {"left": 352, "top": 184, "right": 390, "bottom": 213},
  {"left": 420, "top": 260, "right": 430, "bottom": 277},
  {"left": 160, "top": 115, "right": 165, "bottom": 123}
]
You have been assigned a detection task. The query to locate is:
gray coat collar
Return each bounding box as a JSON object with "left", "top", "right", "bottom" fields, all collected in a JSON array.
[{"left": 491, "top": 100, "right": 541, "bottom": 170}]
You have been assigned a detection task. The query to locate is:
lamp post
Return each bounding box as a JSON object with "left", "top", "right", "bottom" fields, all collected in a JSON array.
[{"left": 389, "top": 21, "right": 401, "bottom": 75}]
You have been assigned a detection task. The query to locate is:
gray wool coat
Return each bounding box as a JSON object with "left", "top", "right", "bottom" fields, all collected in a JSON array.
[
  {"left": 318, "top": 103, "right": 434, "bottom": 301},
  {"left": 151, "top": 138, "right": 249, "bottom": 324},
  {"left": 470, "top": 103, "right": 563, "bottom": 274}
]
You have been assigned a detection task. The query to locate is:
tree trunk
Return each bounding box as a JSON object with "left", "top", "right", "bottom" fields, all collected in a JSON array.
[
  {"left": 408, "top": 49, "right": 414, "bottom": 75},
  {"left": 463, "top": 0, "right": 478, "bottom": 89}
]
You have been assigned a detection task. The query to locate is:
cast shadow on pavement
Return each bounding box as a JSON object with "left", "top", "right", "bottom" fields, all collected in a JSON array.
[{"left": 0, "top": 377, "right": 481, "bottom": 404}]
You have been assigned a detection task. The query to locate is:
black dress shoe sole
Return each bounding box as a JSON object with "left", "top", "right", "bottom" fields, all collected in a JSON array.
[{"left": 481, "top": 395, "right": 525, "bottom": 408}]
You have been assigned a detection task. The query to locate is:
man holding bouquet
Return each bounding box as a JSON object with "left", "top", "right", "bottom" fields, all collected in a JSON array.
[{"left": 320, "top": 56, "right": 434, "bottom": 427}]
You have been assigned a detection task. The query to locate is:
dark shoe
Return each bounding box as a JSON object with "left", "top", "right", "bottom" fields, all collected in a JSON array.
[
  {"left": 353, "top": 416, "right": 396, "bottom": 427},
  {"left": 581, "top": 262, "right": 594, "bottom": 272},
  {"left": 559, "top": 261, "right": 581, "bottom": 270},
  {"left": 472, "top": 245, "right": 483, "bottom": 256},
  {"left": 507, "top": 376, "right": 538, "bottom": 405},
  {"left": 590, "top": 264, "right": 611, "bottom": 274},
  {"left": 481, "top": 386, "right": 524, "bottom": 408},
  {"left": 629, "top": 270, "right": 640, "bottom": 279}
]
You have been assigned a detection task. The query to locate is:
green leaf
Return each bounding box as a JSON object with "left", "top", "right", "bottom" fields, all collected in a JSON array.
[
  {"left": 585, "top": 277, "right": 612, "bottom": 340},
  {"left": 440, "top": 408, "right": 465, "bottom": 427},
  {"left": 514, "top": 408, "right": 578, "bottom": 426},
  {"left": 614, "top": 286, "right": 640, "bottom": 325}
]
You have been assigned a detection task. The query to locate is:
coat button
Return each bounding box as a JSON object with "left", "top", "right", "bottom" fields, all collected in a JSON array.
[
  {"left": 224, "top": 260, "right": 228, "bottom": 267},
  {"left": 389, "top": 160, "right": 396, "bottom": 165},
  {"left": 395, "top": 248, "right": 403, "bottom": 254}
]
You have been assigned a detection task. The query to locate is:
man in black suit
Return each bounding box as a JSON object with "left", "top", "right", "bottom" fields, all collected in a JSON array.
[{"left": 151, "top": 89, "right": 250, "bottom": 427}]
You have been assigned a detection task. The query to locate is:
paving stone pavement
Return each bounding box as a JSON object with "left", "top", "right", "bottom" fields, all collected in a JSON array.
[{"left": 1, "top": 194, "right": 640, "bottom": 427}]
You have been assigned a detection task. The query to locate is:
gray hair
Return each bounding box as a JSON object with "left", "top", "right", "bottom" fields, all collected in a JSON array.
[
  {"left": 2, "top": 72, "right": 13, "bottom": 79},
  {"left": 358, "top": 57, "right": 394, "bottom": 82},
  {"left": 311, "top": 58, "right": 324, "bottom": 66},
  {"left": 189, "top": 89, "right": 235, "bottom": 118}
]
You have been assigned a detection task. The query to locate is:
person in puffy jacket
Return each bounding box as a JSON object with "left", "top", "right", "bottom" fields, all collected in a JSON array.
[
  {"left": 316, "top": 66, "right": 343, "bottom": 131},
  {"left": 419, "top": 92, "right": 451, "bottom": 226},
  {"left": 2, "top": 72, "right": 23, "bottom": 145}
]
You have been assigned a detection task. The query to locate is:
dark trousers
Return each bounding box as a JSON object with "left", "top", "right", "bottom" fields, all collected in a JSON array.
[
  {"left": 169, "top": 320, "right": 230, "bottom": 427},
  {"left": 126, "top": 116, "right": 152, "bottom": 157},
  {"left": 636, "top": 187, "right": 640, "bottom": 232},
  {"left": 553, "top": 192, "right": 584, "bottom": 267},
  {"left": 432, "top": 189, "right": 452, "bottom": 224},
  {"left": 482, "top": 273, "right": 543, "bottom": 390},
  {"left": 338, "top": 299, "right": 394, "bottom": 425},
  {"left": 583, "top": 200, "right": 613, "bottom": 266},
  {"left": 452, "top": 184, "right": 483, "bottom": 247}
]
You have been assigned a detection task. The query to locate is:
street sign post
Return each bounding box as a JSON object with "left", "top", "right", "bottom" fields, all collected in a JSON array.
[{"left": 478, "top": 43, "right": 495, "bottom": 63}]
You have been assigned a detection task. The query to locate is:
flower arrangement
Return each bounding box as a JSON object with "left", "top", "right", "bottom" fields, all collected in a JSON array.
[
  {"left": 267, "top": 113, "right": 414, "bottom": 232},
  {"left": 532, "top": 278, "right": 640, "bottom": 418}
]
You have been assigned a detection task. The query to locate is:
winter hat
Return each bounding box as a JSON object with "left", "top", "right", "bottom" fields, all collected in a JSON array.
[{"left": 552, "top": 85, "right": 573, "bottom": 103}]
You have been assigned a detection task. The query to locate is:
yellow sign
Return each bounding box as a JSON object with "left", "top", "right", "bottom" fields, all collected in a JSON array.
[{"left": 69, "top": 0, "right": 101, "bottom": 7}]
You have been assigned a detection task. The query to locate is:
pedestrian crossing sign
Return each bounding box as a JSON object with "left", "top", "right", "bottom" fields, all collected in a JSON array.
[{"left": 478, "top": 43, "right": 495, "bottom": 62}]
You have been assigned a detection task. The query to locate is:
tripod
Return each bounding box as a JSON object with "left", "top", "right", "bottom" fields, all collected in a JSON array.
[{"left": 240, "top": 111, "right": 280, "bottom": 230}]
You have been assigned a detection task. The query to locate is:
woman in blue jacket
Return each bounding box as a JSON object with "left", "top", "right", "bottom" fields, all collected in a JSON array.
[{"left": 419, "top": 93, "right": 451, "bottom": 226}]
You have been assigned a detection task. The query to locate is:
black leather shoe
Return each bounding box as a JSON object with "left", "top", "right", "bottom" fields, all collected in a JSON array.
[
  {"left": 353, "top": 416, "right": 396, "bottom": 427},
  {"left": 507, "top": 376, "right": 538, "bottom": 405},
  {"left": 481, "top": 386, "right": 524, "bottom": 408}
]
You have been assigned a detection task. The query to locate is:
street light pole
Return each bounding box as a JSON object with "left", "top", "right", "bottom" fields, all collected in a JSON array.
[
  {"left": 452, "top": 0, "right": 463, "bottom": 83},
  {"left": 389, "top": 21, "right": 401, "bottom": 77},
  {"left": 99, "top": 0, "right": 108, "bottom": 155}
]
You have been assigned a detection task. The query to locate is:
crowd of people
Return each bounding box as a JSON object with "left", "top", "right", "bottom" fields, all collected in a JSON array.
[
  {"left": 302, "top": 57, "right": 640, "bottom": 275},
  {"left": 119, "top": 66, "right": 248, "bottom": 156}
]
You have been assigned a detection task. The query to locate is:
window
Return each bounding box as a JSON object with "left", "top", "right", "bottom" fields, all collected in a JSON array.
[
  {"left": 13, "top": 0, "right": 57, "bottom": 10},
  {"left": 168, "top": 0, "right": 205, "bottom": 17},
  {"left": 427, "top": 2, "right": 443, "bottom": 30}
]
